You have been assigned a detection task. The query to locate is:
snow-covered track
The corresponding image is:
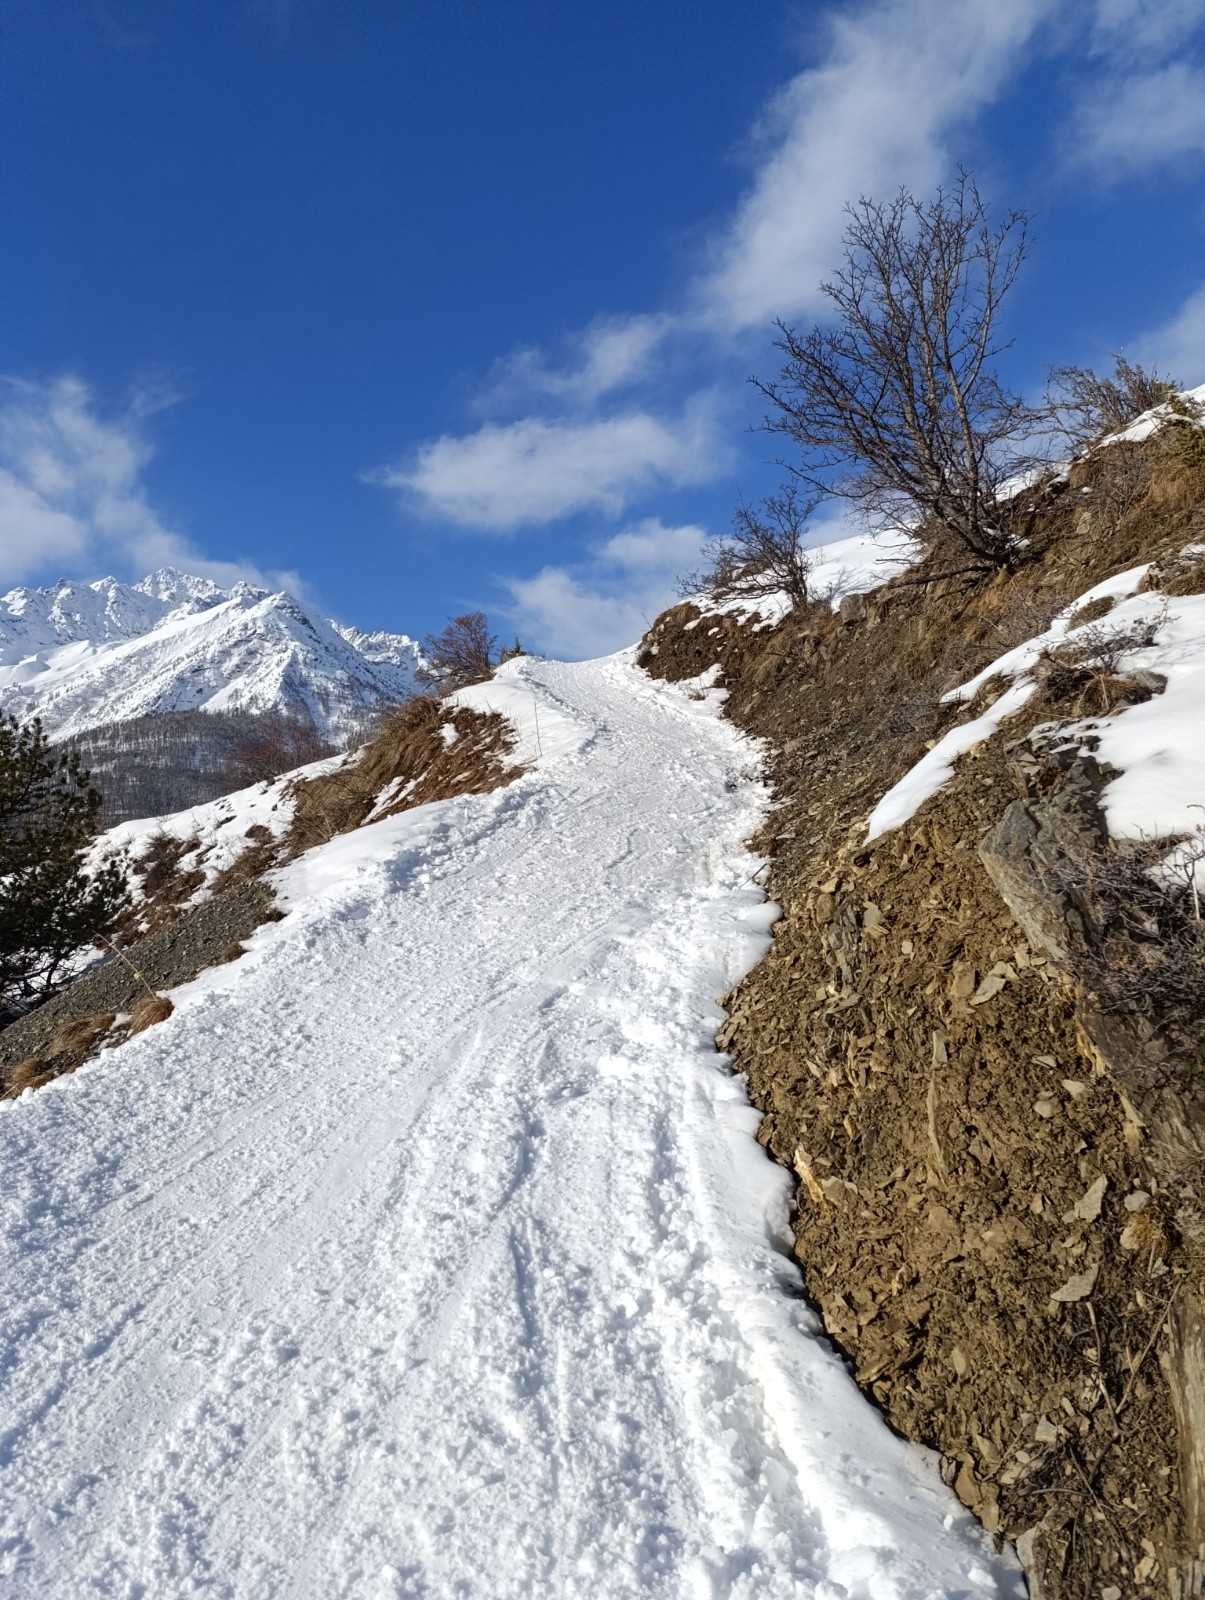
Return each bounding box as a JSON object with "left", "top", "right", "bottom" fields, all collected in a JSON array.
[{"left": 0, "top": 653, "right": 1019, "bottom": 1599}]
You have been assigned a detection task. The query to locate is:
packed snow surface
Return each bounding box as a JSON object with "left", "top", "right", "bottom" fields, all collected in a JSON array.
[
  {"left": 0, "top": 653, "right": 1019, "bottom": 1599},
  {"left": 0, "top": 568, "right": 422, "bottom": 742}
]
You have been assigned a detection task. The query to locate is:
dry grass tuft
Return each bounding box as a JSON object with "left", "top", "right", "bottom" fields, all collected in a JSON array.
[
  {"left": 5, "top": 1058, "right": 50, "bottom": 1096},
  {"left": 127, "top": 994, "right": 174, "bottom": 1035},
  {"left": 49, "top": 1012, "right": 116, "bottom": 1057},
  {"left": 117, "top": 830, "right": 208, "bottom": 942},
  {"left": 209, "top": 833, "right": 279, "bottom": 896},
  {"left": 1066, "top": 593, "right": 1116, "bottom": 629}
]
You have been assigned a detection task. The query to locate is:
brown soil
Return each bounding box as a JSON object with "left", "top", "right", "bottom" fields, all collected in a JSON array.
[{"left": 640, "top": 442, "right": 1205, "bottom": 1597}]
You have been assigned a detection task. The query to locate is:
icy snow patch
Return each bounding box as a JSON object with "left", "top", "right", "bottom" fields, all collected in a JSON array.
[{"left": 1086, "top": 592, "right": 1205, "bottom": 850}]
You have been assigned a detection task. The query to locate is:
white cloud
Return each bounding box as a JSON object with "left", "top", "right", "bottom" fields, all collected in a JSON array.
[
  {"left": 375, "top": 402, "right": 728, "bottom": 531},
  {"left": 0, "top": 377, "right": 277, "bottom": 592},
  {"left": 697, "top": 0, "right": 1054, "bottom": 331},
  {"left": 483, "top": 314, "right": 672, "bottom": 410},
  {"left": 1136, "top": 284, "right": 1205, "bottom": 386},
  {"left": 504, "top": 518, "right": 709, "bottom": 658},
  {"left": 1068, "top": 61, "right": 1205, "bottom": 176},
  {"left": 1091, "top": 0, "right": 1205, "bottom": 58}
]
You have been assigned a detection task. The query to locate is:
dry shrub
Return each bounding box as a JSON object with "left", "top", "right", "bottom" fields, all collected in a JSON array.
[
  {"left": 1042, "top": 829, "right": 1205, "bottom": 1021},
  {"left": 216, "top": 942, "right": 245, "bottom": 964},
  {"left": 1031, "top": 602, "right": 1170, "bottom": 714},
  {"left": 1047, "top": 354, "right": 1179, "bottom": 448},
  {"left": 419, "top": 612, "right": 499, "bottom": 689},
  {"left": 128, "top": 994, "right": 174, "bottom": 1035},
  {"left": 684, "top": 485, "right": 816, "bottom": 609},
  {"left": 1058, "top": 601, "right": 1168, "bottom": 673}
]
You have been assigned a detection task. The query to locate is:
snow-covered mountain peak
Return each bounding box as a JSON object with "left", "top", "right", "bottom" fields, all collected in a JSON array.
[
  {"left": 131, "top": 567, "right": 232, "bottom": 608},
  {"left": 0, "top": 570, "right": 424, "bottom": 742}
]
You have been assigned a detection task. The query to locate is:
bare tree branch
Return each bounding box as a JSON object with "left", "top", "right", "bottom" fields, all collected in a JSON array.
[{"left": 753, "top": 173, "right": 1040, "bottom": 570}]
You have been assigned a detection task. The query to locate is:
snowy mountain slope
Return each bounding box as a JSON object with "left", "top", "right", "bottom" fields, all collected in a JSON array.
[
  {"left": 0, "top": 569, "right": 422, "bottom": 742},
  {"left": 0, "top": 652, "right": 1021, "bottom": 1599}
]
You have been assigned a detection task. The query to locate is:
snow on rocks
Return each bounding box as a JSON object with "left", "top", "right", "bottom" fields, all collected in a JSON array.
[
  {"left": 866, "top": 561, "right": 1190, "bottom": 843},
  {"left": 0, "top": 650, "right": 1019, "bottom": 1598}
]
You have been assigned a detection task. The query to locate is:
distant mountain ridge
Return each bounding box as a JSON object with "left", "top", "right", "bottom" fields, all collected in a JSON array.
[{"left": 0, "top": 569, "right": 423, "bottom": 743}]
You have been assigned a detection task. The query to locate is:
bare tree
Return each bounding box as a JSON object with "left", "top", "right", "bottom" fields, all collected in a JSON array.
[
  {"left": 1046, "top": 354, "right": 1179, "bottom": 450},
  {"left": 691, "top": 484, "right": 816, "bottom": 608},
  {"left": 753, "top": 174, "right": 1039, "bottom": 571},
  {"left": 228, "top": 713, "right": 334, "bottom": 788},
  {"left": 420, "top": 612, "right": 499, "bottom": 689}
]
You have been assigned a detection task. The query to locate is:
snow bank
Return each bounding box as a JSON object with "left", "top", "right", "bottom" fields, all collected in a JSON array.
[{"left": 1090, "top": 592, "right": 1205, "bottom": 848}]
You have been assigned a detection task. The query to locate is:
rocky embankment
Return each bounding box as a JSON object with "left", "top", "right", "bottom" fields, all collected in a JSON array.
[{"left": 640, "top": 441, "right": 1205, "bottom": 1598}]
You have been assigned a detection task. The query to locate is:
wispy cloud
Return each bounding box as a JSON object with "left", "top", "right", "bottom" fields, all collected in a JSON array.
[
  {"left": 1067, "top": 61, "right": 1205, "bottom": 177},
  {"left": 0, "top": 377, "right": 278, "bottom": 592},
  {"left": 480, "top": 314, "right": 673, "bottom": 412},
  {"left": 504, "top": 518, "right": 709, "bottom": 658},
  {"left": 1091, "top": 0, "right": 1205, "bottom": 59},
  {"left": 373, "top": 401, "right": 728, "bottom": 532},
  {"left": 696, "top": 0, "right": 1055, "bottom": 332},
  {"left": 1136, "top": 284, "right": 1205, "bottom": 386}
]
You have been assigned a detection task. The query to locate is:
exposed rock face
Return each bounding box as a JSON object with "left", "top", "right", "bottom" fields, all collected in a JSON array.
[
  {"left": 979, "top": 745, "right": 1205, "bottom": 1586},
  {"left": 637, "top": 456, "right": 1205, "bottom": 1599},
  {"left": 977, "top": 754, "right": 1112, "bottom": 964}
]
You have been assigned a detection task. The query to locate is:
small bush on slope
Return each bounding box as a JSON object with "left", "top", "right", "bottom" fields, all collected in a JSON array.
[
  {"left": 418, "top": 612, "right": 500, "bottom": 689},
  {"left": 1047, "top": 354, "right": 1180, "bottom": 449},
  {"left": 685, "top": 485, "right": 816, "bottom": 609}
]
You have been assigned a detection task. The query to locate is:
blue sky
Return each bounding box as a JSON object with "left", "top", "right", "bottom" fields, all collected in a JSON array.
[{"left": 2, "top": 0, "right": 1204, "bottom": 654}]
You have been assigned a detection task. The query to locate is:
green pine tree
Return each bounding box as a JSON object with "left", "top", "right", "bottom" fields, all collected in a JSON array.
[{"left": 0, "top": 714, "right": 129, "bottom": 1018}]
